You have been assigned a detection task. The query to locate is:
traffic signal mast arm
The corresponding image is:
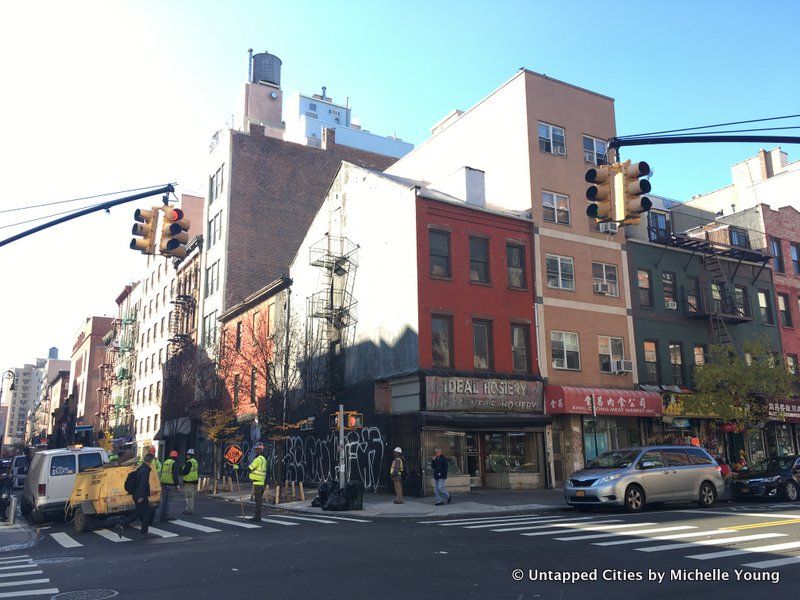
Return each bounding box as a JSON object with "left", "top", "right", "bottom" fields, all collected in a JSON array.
[{"left": 608, "top": 134, "right": 800, "bottom": 150}]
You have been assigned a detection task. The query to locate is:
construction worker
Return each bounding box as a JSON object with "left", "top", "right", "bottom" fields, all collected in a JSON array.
[
  {"left": 390, "top": 447, "right": 404, "bottom": 504},
  {"left": 139, "top": 446, "right": 161, "bottom": 474},
  {"left": 159, "top": 450, "right": 181, "bottom": 522},
  {"left": 247, "top": 443, "right": 268, "bottom": 522},
  {"left": 181, "top": 449, "right": 199, "bottom": 515}
]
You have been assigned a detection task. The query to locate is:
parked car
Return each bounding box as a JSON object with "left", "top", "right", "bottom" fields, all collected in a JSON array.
[
  {"left": 21, "top": 446, "right": 108, "bottom": 523},
  {"left": 730, "top": 455, "right": 800, "bottom": 501},
  {"left": 11, "top": 455, "right": 28, "bottom": 489},
  {"left": 564, "top": 446, "right": 724, "bottom": 512}
]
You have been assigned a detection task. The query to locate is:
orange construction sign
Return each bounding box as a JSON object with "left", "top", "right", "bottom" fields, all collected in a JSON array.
[{"left": 224, "top": 444, "right": 244, "bottom": 464}]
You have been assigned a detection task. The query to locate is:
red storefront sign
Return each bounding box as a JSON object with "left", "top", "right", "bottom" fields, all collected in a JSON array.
[
  {"left": 768, "top": 399, "right": 800, "bottom": 423},
  {"left": 545, "top": 386, "right": 663, "bottom": 417}
]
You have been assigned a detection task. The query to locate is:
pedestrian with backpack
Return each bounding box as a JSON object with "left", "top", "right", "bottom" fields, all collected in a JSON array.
[
  {"left": 117, "top": 453, "right": 155, "bottom": 538},
  {"left": 390, "top": 447, "right": 405, "bottom": 504}
]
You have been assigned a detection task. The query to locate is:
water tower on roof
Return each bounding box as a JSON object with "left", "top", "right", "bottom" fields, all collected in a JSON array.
[
  {"left": 244, "top": 49, "right": 284, "bottom": 136},
  {"left": 249, "top": 50, "right": 282, "bottom": 86}
]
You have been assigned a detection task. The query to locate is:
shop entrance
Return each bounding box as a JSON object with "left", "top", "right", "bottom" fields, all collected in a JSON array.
[
  {"left": 582, "top": 416, "right": 640, "bottom": 461},
  {"left": 465, "top": 432, "right": 482, "bottom": 488}
]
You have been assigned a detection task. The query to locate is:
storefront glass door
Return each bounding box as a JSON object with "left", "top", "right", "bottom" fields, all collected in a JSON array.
[{"left": 465, "top": 432, "right": 481, "bottom": 487}]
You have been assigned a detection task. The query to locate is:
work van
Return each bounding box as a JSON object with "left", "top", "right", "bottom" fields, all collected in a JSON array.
[
  {"left": 11, "top": 455, "right": 28, "bottom": 489},
  {"left": 21, "top": 446, "right": 108, "bottom": 522}
]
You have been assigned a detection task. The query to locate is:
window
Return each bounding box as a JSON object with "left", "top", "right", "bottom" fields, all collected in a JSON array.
[
  {"left": 582, "top": 135, "right": 607, "bottom": 165},
  {"left": 236, "top": 322, "right": 242, "bottom": 350},
  {"left": 547, "top": 255, "right": 575, "bottom": 290},
  {"left": 431, "top": 316, "right": 453, "bottom": 368},
  {"left": 233, "top": 374, "right": 241, "bottom": 407},
  {"left": 787, "top": 354, "right": 798, "bottom": 375},
  {"left": 662, "top": 272, "right": 676, "bottom": 309},
  {"left": 730, "top": 227, "right": 749, "bottom": 248},
  {"left": 208, "top": 212, "right": 223, "bottom": 250},
  {"left": 202, "top": 311, "right": 219, "bottom": 347},
  {"left": 146, "top": 417, "right": 150, "bottom": 432},
  {"left": 643, "top": 340, "right": 659, "bottom": 383},
  {"left": 510, "top": 324, "right": 530, "bottom": 373},
  {"left": 538, "top": 122, "right": 566, "bottom": 155},
  {"left": 663, "top": 449, "right": 691, "bottom": 467},
  {"left": 148, "top": 383, "right": 153, "bottom": 402},
  {"left": 771, "top": 238, "right": 785, "bottom": 272},
  {"left": 778, "top": 293, "right": 792, "bottom": 326},
  {"left": 428, "top": 230, "right": 451, "bottom": 278},
  {"left": 542, "top": 191, "right": 570, "bottom": 225},
  {"left": 598, "top": 336, "right": 625, "bottom": 373},
  {"left": 551, "top": 331, "right": 580, "bottom": 370},
  {"left": 686, "top": 276, "right": 700, "bottom": 313},
  {"left": 669, "top": 342, "right": 684, "bottom": 385},
  {"left": 250, "top": 368, "right": 257, "bottom": 404},
  {"left": 591, "top": 263, "right": 618, "bottom": 297},
  {"left": 267, "top": 303, "right": 276, "bottom": 336},
  {"left": 50, "top": 455, "right": 76, "bottom": 476},
  {"left": 205, "top": 261, "right": 220, "bottom": 298},
  {"left": 792, "top": 243, "right": 800, "bottom": 275},
  {"left": 155, "top": 381, "right": 160, "bottom": 401},
  {"left": 637, "top": 269, "right": 652, "bottom": 307},
  {"left": 158, "top": 349, "right": 163, "bottom": 366},
  {"left": 648, "top": 211, "right": 669, "bottom": 241},
  {"left": 469, "top": 237, "right": 490, "bottom": 283},
  {"left": 79, "top": 453, "right": 103, "bottom": 473},
  {"left": 506, "top": 244, "right": 526, "bottom": 288},
  {"left": 472, "top": 320, "right": 493, "bottom": 370},
  {"left": 154, "top": 415, "right": 159, "bottom": 433},
  {"left": 758, "top": 290, "right": 774, "bottom": 324},
  {"left": 711, "top": 282, "right": 725, "bottom": 313},
  {"left": 734, "top": 285, "right": 750, "bottom": 317},
  {"left": 693, "top": 345, "right": 707, "bottom": 382},
  {"left": 209, "top": 164, "right": 224, "bottom": 204},
  {"left": 686, "top": 447, "right": 713, "bottom": 465}
]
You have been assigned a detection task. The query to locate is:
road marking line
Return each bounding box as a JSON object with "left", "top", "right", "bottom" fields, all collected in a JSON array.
[
  {"left": 743, "top": 555, "right": 800, "bottom": 569},
  {"left": 678, "top": 509, "right": 800, "bottom": 519},
  {"left": 421, "top": 514, "right": 553, "bottom": 525},
  {"left": 520, "top": 520, "right": 625, "bottom": 537},
  {"left": 722, "top": 518, "right": 800, "bottom": 530},
  {"left": 170, "top": 519, "right": 220, "bottom": 533},
  {"left": 301, "top": 515, "right": 370, "bottom": 523},
  {"left": 555, "top": 525, "right": 695, "bottom": 541},
  {"left": 0, "top": 556, "right": 29, "bottom": 562},
  {"left": 50, "top": 532, "right": 83, "bottom": 548},
  {"left": 204, "top": 517, "right": 261, "bottom": 529},
  {"left": 0, "top": 588, "right": 59, "bottom": 598},
  {"left": 0, "top": 579, "right": 49, "bottom": 589},
  {"left": 255, "top": 515, "right": 339, "bottom": 524},
  {"left": 0, "top": 572, "right": 42, "bottom": 579},
  {"left": 94, "top": 529, "right": 130, "bottom": 543},
  {"left": 0, "top": 560, "right": 31, "bottom": 566},
  {"left": 0, "top": 565, "right": 38, "bottom": 571},
  {"left": 594, "top": 529, "right": 734, "bottom": 546},
  {"left": 491, "top": 517, "right": 598, "bottom": 532},
  {"left": 139, "top": 526, "right": 179, "bottom": 538},
  {"left": 636, "top": 533, "right": 786, "bottom": 552},
  {"left": 468, "top": 516, "right": 594, "bottom": 530},
  {"left": 688, "top": 540, "right": 800, "bottom": 560}
]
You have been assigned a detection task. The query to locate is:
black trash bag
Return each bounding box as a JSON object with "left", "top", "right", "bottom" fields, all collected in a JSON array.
[
  {"left": 322, "top": 485, "right": 349, "bottom": 511},
  {"left": 344, "top": 482, "right": 364, "bottom": 511},
  {"left": 311, "top": 497, "right": 322, "bottom": 507},
  {"left": 316, "top": 482, "right": 335, "bottom": 505}
]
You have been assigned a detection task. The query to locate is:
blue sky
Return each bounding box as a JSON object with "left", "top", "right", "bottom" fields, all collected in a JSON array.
[{"left": 1, "top": 0, "right": 798, "bottom": 370}]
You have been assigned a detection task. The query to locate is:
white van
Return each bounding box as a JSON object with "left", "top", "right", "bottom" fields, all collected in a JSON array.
[
  {"left": 22, "top": 446, "right": 108, "bottom": 522},
  {"left": 11, "top": 455, "right": 28, "bottom": 489}
]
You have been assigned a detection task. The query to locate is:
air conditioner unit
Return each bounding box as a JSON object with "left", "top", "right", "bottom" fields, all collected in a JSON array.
[
  {"left": 552, "top": 358, "right": 566, "bottom": 370},
  {"left": 599, "top": 222, "right": 619, "bottom": 234},
  {"left": 612, "top": 360, "right": 634, "bottom": 374},
  {"left": 584, "top": 152, "right": 595, "bottom": 163},
  {"left": 593, "top": 282, "right": 610, "bottom": 295},
  {"left": 665, "top": 299, "right": 678, "bottom": 310},
  {"left": 555, "top": 146, "right": 567, "bottom": 156}
]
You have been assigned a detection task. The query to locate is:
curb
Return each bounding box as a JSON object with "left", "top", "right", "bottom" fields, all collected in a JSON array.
[{"left": 0, "top": 520, "right": 38, "bottom": 553}]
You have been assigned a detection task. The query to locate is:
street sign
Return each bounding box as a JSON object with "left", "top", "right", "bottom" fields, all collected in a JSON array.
[{"left": 224, "top": 444, "right": 243, "bottom": 464}]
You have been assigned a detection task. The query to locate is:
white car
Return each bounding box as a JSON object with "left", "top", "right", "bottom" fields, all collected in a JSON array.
[{"left": 21, "top": 446, "right": 108, "bottom": 523}]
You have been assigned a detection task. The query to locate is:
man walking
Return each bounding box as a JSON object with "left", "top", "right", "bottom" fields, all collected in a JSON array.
[
  {"left": 159, "top": 450, "right": 181, "bottom": 522},
  {"left": 181, "top": 449, "right": 199, "bottom": 515},
  {"left": 390, "top": 447, "right": 404, "bottom": 504},
  {"left": 430, "top": 448, "right": 451, "bottom": 506},
  {"left": 247, "top": 443, "right": 268, "bottom": 522},
  {"left": 117, "top": 453, "right": 155, "bottom": 538}
]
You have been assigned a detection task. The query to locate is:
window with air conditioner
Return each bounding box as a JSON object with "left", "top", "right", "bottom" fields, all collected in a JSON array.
[
  {"left": 582, "top": 135, "right": 607, "bottom": 165},
  {"left": 592, "top": 263, "right": 618, "bottom": 297},
  {"left": 599, "top": 336, "right": 625, "bottom": 373},
  {"left": 538, "top": 122, "right": 566, "bottom": 156},
  {"left": 662, "top": 272, "right": 677, "bottom": 310}
]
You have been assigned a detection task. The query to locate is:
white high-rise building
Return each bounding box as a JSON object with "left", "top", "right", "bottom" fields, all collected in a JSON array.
[{"left": 3, "top": 359, "right": 46, "bottom": 445}]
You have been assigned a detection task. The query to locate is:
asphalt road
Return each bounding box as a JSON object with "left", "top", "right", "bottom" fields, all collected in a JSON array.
[{"left": 6, "top": 497, "right": 800, "bottom": 599}]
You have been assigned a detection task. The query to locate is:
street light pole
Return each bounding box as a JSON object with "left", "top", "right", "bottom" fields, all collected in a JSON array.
[{"left": 0, "top": 371, "right": 17, "bottom": 460}]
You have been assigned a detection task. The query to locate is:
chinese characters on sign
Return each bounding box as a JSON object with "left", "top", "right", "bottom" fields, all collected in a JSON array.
[
  {"left": 544, "top": 386, "right": 663, "bottom": 417},
  {"left": 426, "top": 376, "right": 543, "bottom": 413},
  {"left": 768, "top": 400, "right": 800, "bottom": 423}
]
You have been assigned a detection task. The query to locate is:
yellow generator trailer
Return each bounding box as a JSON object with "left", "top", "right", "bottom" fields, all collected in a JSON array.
[{"left": 68, "top": 463, "right": 161, "bottom": 532}]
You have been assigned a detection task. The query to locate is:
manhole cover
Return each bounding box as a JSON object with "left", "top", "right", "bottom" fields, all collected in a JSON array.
[
  {"left": 51, "top": 591, "right": 118, "bottom": 600},
  {"left": 36, "top": 557, "right": 84, "bottom": 564}
]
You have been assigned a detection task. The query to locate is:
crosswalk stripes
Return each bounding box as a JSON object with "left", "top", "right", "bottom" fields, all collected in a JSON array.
[
  {"left": 0, "top": 555, "right": 58, "bottom": 598},
  {"left": 554, "top": 525, "right": 695, "bottom": 541},
  {"left": 687, "top": 540, "right": 800, "bottom": 561},
  {"left": 490, "top": 517, "right": 598, "bottom": 532},
  {"left": 520, "top": 520, "right": 625, "bottom": 537},
  {"left": 467, "top": 516, "right": 595, "bottom": 530},
  {"left": 94, "top": 529, "right": 130, "bottom": 542},
  {"left": 50, "top": 532, "right": 83, "bottom": 548},
  {"left": 743, "top": 555, "right": 800, "bottom": 569},
  {"left": 635, "top": 532, "right": 786, "bottom": 553},
  {"left": 594, "top": 529, "right": 735, "bottom": 546},
  {"left": 263, "top": 515, "right": 340, "bottom": 524},
  {"left": 204, "top": 517, "right": 261, "bottom": 529}
]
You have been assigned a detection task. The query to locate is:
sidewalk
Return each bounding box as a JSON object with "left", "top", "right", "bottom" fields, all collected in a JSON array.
[
  {"left": 209, "top": 484, "right": 568, "bottom": 519},
  {"left": 0, "top": 520, "right": 37, "bottom": 553}
]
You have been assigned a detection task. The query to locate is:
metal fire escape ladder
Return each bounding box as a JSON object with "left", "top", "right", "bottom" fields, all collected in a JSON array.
[{"left": 703, "top": 251, "right": 734, "bottom": 347}]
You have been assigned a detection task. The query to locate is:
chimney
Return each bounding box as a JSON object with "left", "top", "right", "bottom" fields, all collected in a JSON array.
[
  {"left": 433, "top": 167, "right": 486, "bottom": 208},
  {"left": 322, "top": 127, "right": 336, "bottom": 149}
]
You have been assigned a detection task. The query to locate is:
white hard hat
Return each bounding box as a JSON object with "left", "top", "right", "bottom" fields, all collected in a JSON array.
[
  {"left": 187, "top": 449, "right": 195, "bottom": 455},
  {"left": 394, "top": 447, "right": 402, "bottom": 453}
]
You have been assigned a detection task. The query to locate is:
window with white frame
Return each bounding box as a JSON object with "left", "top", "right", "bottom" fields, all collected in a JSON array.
[
  {"left": 208, "top": 212, "right": 223, "bottom": 250},
  {"left": 546, "top": 255, "right": 575, "bottom": 290},
  {"left": 582, "top": 135, "right": 607, "bottom": 165},
  {"left": 591, "top": 262, "right": 618, "bottom": 297},
  {"left": 598, "top": 336, "right": 625, "bottom": 373},
  {"left": 538, "top": 122, "right": 566, "bottom": 155},
  {"left": 542, "top": 191, "right": 570, "bottom": 225},
  {"left": 205, "top": 261, "right": 220, "bottom": 298},
  {"left": 551, "top": 331, "right": 580, "bottom": 370}
]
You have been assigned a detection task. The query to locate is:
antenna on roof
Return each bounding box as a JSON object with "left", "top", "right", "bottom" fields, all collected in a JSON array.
[{"left": 248, "top": 48, "right": 253, "bottom": 82}]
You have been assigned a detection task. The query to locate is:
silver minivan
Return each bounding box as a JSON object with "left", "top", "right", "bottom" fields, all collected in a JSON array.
[{"left": 564, "top": 446, "right": 724, "bottom": 512}]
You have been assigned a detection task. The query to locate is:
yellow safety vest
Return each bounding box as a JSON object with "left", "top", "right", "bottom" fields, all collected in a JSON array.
[
  {"left": 184, "top": 458, "right": 199, "bottom": 483},
  {"left": 248, "top": 454, "right": 267, "bottom": 485},
  {"left": 160, "top": 458, "right": 176, "bottom": 485}
]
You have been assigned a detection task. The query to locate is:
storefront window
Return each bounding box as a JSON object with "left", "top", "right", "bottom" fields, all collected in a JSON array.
[
  {"left": 767, "top": 423, "right": 794, "bottom": 456},
  {"left": 423, "top": 431, "right": 466, "bottom": 476},
  {"left": 484, "top": 432, "right": 541, "bottom": 474},
  {"left": 747, "top": 429, "right": 767, "bottom": 464},
  {"left": 583, "top": 417, "right": 640, "bottom": 461}
]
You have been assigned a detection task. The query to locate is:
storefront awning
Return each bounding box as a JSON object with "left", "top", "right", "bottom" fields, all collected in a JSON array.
[
  {"left": 545, "top": 386, "right": 663, "bottom": 417},
  {"left": 769, "top": 399, "right": 800, "bottom": 423}
]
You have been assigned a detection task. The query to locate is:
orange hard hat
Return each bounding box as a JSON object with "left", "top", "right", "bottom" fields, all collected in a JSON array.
[{"left": 169, "top": 450, "right": 179, "bottom": 458}]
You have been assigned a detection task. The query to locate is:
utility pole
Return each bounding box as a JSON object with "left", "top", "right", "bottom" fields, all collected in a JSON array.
[{"left": 338, "top": 404, "right": 345, "bottom": 489}]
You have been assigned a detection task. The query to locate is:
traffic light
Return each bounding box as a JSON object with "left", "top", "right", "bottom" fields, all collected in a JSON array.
[
  {"left": 585, "top": 164, "right": 616, "bottom": 222},
  {"left": 160, "top": 207, "right": 190, "bottom": 258},
  {"left": 346, "top": 412, "right": 364, "bottom": 429},
  {"left": 619, "top": 160, "right": 653, "bottom": 225},
  {"left": 130, "top": 207, "right": 157, "bottom": 254}
]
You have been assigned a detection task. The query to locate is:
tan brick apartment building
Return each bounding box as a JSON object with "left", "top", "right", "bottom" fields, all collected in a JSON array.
[{"left": 387, "top": 69, "right": 661, "bottom": 484}]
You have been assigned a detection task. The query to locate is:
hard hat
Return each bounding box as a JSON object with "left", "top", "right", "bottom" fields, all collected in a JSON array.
[
  {"left": 169, "top": 450, "right": 179, "bottom": 458},
  {"left": 255, "top": 442, "right": 265, "bottom": 450},
  {"left": 149, "top": 446, "right": 156, "bottom": 454},
  {"left": 394, "top": 447, "right": 402, "bottom": 453},
  {"left": 187, "top": 449, "right": 195, "bottom": 455}
]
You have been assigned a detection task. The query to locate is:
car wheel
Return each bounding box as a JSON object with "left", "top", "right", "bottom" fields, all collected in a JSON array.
[
  {"left": 782, "top": 480, "right": 798, "bottom": 502},
  {"left": 73, "top": 507, "right": 89, "bottom": 533},
  {"left": 31, "top": 508, "right": 46, "bottom": 524},
  {"left": 624, "top": 484, "right": 645, "bottom": 513},
  {"left": 698, "top": 482, "right": 716, "bottom": 508}
]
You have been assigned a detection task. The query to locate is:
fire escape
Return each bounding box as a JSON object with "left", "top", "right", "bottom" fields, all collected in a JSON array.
[
  {"left": 307, "top": 235, "right": 358, "bottom": 393},
  {"left": 113, "top": 308, "right": 137, "bottom": 435},
  {"left": 97, "top": 323, "right": 119, "bottom": 433},
  {"left": 168, "top": 292, "right": 196, "bottom": 355}
]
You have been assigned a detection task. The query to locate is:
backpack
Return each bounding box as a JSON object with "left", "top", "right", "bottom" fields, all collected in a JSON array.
[
  {"left": 124, "top": 469, "right": 137, "bottom": 495},
  {"left": 400, "top": 458, "right": 408, "bottom": 480}
]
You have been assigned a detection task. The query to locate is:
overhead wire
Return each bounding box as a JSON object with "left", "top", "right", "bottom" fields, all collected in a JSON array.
[
  {"left": 618, "top": 113, "right": 800, "bottom": 139},
  {"left": 0, "top": 199, "right": 114, "bottom": 231},
  {"left": 0, "top": 184, "right": 171, "bottom": 215},
  {"left": 618, "top": 124, "right": 800, "bottom": 139}
]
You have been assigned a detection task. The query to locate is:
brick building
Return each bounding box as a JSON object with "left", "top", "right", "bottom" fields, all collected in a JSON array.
[{"left": 68, "top": 316, "right": 114, "bottom": 439}]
